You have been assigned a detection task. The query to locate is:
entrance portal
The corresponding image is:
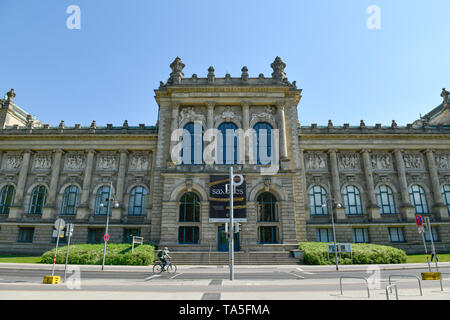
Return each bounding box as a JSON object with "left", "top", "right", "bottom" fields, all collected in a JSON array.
[{"left": 218, "top": 225, "right": 240, "bottom": 252}]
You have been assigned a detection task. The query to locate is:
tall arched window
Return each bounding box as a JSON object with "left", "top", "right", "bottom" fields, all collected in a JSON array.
[
  {"left": 409, "top": 185, "right": 429, "bottom": 214},
  {"left": 61, "top": 185, "right": 79, "bottom": 215},
  {"left": 343, "top": 185, "right": 363, "bottom": 215},
  {"left": 29, "top": 185, "right": 47, "bottom": 215},
  {"left": 309, "top": 186, "right": 328, "bottom": 216},
  {"left": 377, "top": 185, "right": 396, "bottom": 215},
  {"left": 128, "top": 186, "right": 148, "bottom": 216},
  {"left": 442, "top": 185, "right": 450, "bottom": 214},
  {"left": 253, "top": 122, "right": 272, "bottom": 165},
  {"left": 94, "top": 185, "right": 112, "bottom": 216},
  {"left": 179, "top": 192, "right": 200, "bottom": 222},
  {"left": 217, "top": 122, "right": 238, "bottom": 165},
  {"left": 182, "top": 122, "right": 203, "bottom": 165},
  {"left": 257, "top": 192, "right": 278, "bottom": 222},
  {"left": 0, "top": 185, "right": 15, "bottom": 215}
]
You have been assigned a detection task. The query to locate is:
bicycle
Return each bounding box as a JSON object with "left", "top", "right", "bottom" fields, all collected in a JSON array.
[{"left": 152, "top": 259, "right": 177, "bottom": 275}]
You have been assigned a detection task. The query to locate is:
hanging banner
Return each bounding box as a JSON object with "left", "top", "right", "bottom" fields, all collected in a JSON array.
[{"left": 209, "top": 175, "right": 247, "bottom": 222}]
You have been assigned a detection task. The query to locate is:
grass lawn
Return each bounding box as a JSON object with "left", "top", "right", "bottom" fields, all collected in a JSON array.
[
  {"left": 0, "top": 255, "right": 42, "bottom": 263},
  {"left": 406, "top": 254, "right": 450, "bottom": 264}
]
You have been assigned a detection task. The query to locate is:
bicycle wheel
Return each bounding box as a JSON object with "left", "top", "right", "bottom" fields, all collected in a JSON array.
[
  {"left": 153, "top": 263, "right": 163, "bottom": 274},
  {"left": 166, "top": 263, "right": 177, "bottom": 275}
]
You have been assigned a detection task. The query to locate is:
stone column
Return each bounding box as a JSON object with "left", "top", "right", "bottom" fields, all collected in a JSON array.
[
  {"left": 425, "top": 149, "right": 447, "bottom": 219},
  {"left": 328, "top": 149, "right": 345, "bottom": 220},
  {"left": 112, "top": 150, "right": 128, "bottom": 221},
  {"left": 241, "top": 101, "right": 250, "bottom": 131},
  {"left": 77, "top": 149, "right": 95, "bottom": 220},
  {"left": 42, "top": 149, "right": 64, "bottom": 220},
  {"left": 9, "top": 150, "right": 31, "bottom": 220},
  {"left": 206, "top": 102, "right": 215, "bottom": 130},
  {"left": 277, "top": 103, "right": 288, "bottom": 160},
  {"left": 169, "top": 103, "right": 180, "bottom": 160},
  {"left": 393, "top": 149, "right": 414, "bottom": 220},
  {"left": 361, "top": 149, "right": 381, "bottom": 220}
]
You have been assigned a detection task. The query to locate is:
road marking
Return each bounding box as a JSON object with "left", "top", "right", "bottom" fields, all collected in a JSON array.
[
  {"left": 170, "top": 273, "right": 183, "bottom": 280},
  {"left": 202, "top": 293, "right": 221, "bottom": 300},
  {"left": 144, "top": 275, "right": 161, "bottom": 281},
  {"left": 296, "top": 268, "right": 315, "bottom": 275}
]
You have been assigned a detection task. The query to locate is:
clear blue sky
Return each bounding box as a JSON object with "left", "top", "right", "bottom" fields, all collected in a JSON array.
[{"left": 1, "top": 0, "right": 449, "bottom": 127}]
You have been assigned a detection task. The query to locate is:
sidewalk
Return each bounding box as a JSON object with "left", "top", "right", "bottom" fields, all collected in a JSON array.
[{"left": 0, "top": 262, "right": 449, "bottom": 272}]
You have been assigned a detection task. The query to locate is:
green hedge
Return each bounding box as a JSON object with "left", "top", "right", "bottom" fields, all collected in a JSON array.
[
  {"left": 40, "top": 244, "right": 155, "bottom": 266},
  {"left": 299, "top": 242, "right": 407, "bottom": 265}
]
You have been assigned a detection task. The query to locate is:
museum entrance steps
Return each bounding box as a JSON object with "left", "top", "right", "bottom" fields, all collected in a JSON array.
[{"left": 166, "top": 251, "right": 303, "bottom": 265}]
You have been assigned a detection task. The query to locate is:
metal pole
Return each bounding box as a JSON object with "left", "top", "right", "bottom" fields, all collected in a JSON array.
[
  {"left": 229, "top": 167, "right": 234, "bottom": 281},
  {"left": 64, "top": 224, "right": 73, "bottom": 282},
  {"left": 421, "top": 231, "right": 432, "bottom": 272},
  {"left": 425, "top": 217, "right": 439, "bottom": 272},
  {"left": 52, "top": 219, "right": 63, "bottom": 277},
  {"left": 101, "top": 181, "right": 113, "bottom": 271},
  {"left": 330, "top": 199, "right": 339, "bottom": 271}
]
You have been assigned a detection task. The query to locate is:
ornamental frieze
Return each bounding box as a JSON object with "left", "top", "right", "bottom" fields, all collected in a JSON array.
[
  {"left": 304, "top": 153, "right": 327, "bottom": 170},
  {"left": 338, "top": 153, "right": 360, "bottom": 170},
  {"left": 129, "top": 152, "right": 151, "bottom": 172},
  {"left": 403, "top": 153, "right": 424, "bottom": 169},
  {"left": 32, "top": 154, "right": 52, "bottom": 170},
  {"left": 435, "top": 153, "right": 450, "bottom": 170},
  {"left": 371, "top": 153, "right": 393, "bottom": 170},
  {"left": 5, "top": 154, "right": 22, "bottom": 170},
  {"left": 64, "top": 153, "right": 86, "bottom": 171},
  {"left": 96, "top": 154, "right": 118, "bottom": 171}
]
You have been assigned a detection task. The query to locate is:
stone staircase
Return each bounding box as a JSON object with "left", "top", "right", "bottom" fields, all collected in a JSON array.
[{"left": 166, "top": 251, "right": 303, "bottom": 265}]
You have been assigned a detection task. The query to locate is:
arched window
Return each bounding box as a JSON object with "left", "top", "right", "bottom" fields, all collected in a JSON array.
[
  {"left": 409, "top": 185, "right": 429, "bottom": 214},
  {"left": 29, "top": 185, "right": 47, "bottom": 215},
  {"left": 257, "top": 192, "right": 278, "bottom": 222},
  {"left": 0, "top": 185, "right": 15, "bottom": 215},
  {"left": 309, "top": 186, "right": 328, "bottom": 216},
  {"left": 253, "top": 122, "right": 272, "bottom": 165},
  {"left": 442, "top": 185, "right": 450, "bottom": 214},
  {"left": 182, "top": 122, "right": 203, "bottom": 165},
  {"left": 128, "top": 186, "right": 148, "bottom": 216},
  {"left": 343, "top": 185, "right": 363, "bottom": 215},
  {"left": 377, "top": 185, "right": 396, "bottom": 215},
  {"left": 217, "top": 122, "right": 238, "bottom": 165},
  {"left": 179, "top": 192, "right": 200, "bottom": 222},
  {"left": 61, "top": 185, "right": 79, "bottom": 215},
  {"left": 94, "top": 185, "right": 112, "bottom": 216}
]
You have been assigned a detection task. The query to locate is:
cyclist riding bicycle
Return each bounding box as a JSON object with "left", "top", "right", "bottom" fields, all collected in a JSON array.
[{"left": 159, "top": 247, "right": 171, "bottom": 271}]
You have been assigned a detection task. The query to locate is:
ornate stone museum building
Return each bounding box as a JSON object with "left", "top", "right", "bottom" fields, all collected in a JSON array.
[{"left": 0, "top": 57, "right": 449, "bottom": 256}]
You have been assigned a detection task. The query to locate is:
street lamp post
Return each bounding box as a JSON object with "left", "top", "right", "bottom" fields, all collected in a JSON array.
[
  {"left": 322, "top": 197, "right": 342, "bottom": 271},
  {"left": 100, "top": 181, "right": 119, "bottom": 271}
]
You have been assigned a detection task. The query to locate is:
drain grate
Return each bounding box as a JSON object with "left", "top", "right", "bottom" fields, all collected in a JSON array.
[{"left": 209, "top": 280, "right": 223, "bottom": 286}]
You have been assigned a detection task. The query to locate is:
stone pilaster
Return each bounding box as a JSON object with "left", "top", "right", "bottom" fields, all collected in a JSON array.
[
  {"left": 169, "top": 103, "right": 180, "bottom": 158},
  {"left": 77, "top": 149, "right": 95, "bottom": 220},
  {"left": 328, "top": 149, "right": 345, "bottom": 220},
  {"left": 361, "top": 149, "right": 381, "bottom": 220},
  {"left": 206, "top": 102, "right": 215, "bottom": 130},
  {"left": 42, "top": 149, "right": 64, "bottom": 220},
  {"left": 277, "top": 103, "right": 288, "bottom": 160},
  {"left": 425, "top": 149, "right": 447, "bottom": 220},
  {"left": 9, "top": 150, "right": 31, "bottom": 220},
  {"left": 241, "top": 101, "right": 250, "bottom": 131},
  {"left": 393, "top": 149, "right": 414, "bottom": 220},
  {"left": 112, "top": 150, "right": 128, "bottom": 221}
]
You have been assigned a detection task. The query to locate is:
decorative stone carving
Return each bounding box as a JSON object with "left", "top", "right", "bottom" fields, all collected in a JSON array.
[
  {"left": 64, "top": 153, "right": 85, "bottom": 171},
  {"left": 129, "top": 153, "right": 151, "bottom": 171},
  {"left": 441, "top": 88, "right": 449, "bottom": 105},
  {"left": 97, "top": 154, "right": 117, "bottom": 171},
  {"left": 435, "top": 153, "right": 450, "bottom": 170},
  {"left": 5, "top": 155, "right": 22, "bottom": 170},
  {"left": 179, "top": 107, "right": 205, "bottom": 125},
  {"left": 250, "top": 106, "right": 276, "bottom": 125},
  {"left": 271, "top": 56, "right": 287, "bottom": 80},
  {"left": 338, "top": 153, "right": 360, "bottom": 170},
  {"left": 32, "top": 154, "right": 52, "bottom": 170},
  {"left": 305, "top": 153, "right": 327, "bottom": 170},
  {"left": 371, "top": 153, "right": 393, "bottom": 170},
  {"left": 214, "top": 106, "right": 242, "bottom": 124},
  {"left": 168, "top": 57, "right": 185, "bottom": 85},
  {"left": 403, "top": 153, "right": 423, "bottom": 169}
]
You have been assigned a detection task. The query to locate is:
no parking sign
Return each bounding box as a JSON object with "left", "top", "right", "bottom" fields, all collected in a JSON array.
[
  {"left": 415, "top": 215, "right": 423, "bottom": 227},
  {"left": 104, "top": 233, "right": 110, "bottom": 242}
]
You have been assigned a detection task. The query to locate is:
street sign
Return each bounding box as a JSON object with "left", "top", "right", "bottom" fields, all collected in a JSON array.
[
  {"left": 65, "top": 224, "right": 74, "bottom": 237},
  {"left": 415, "top": 215, "right": 423, "bottom": 227},
  {"left": 104, "top": 233, "right": 110, "bottom": 242},
  {"left": 54, "top": 218, "right": 66, "bottom": 230},
  {"left": 418, "top": 226, "right": 425, "bottom": 234},
  {"left": 52, "top": 230, "right": 65, "bottom": 238}
]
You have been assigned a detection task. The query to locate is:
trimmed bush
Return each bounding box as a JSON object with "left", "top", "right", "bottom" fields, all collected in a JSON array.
[
  {"left": 299, "top": 242, "right": 407, "bottom": 265},
  {"left": 40, "top": 244, "right": 155, "bottom": 266}
]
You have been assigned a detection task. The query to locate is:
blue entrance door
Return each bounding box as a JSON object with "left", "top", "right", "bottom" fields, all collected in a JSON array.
[{"left": 218, "top": 225, "right": 239, "bottom": 252}]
